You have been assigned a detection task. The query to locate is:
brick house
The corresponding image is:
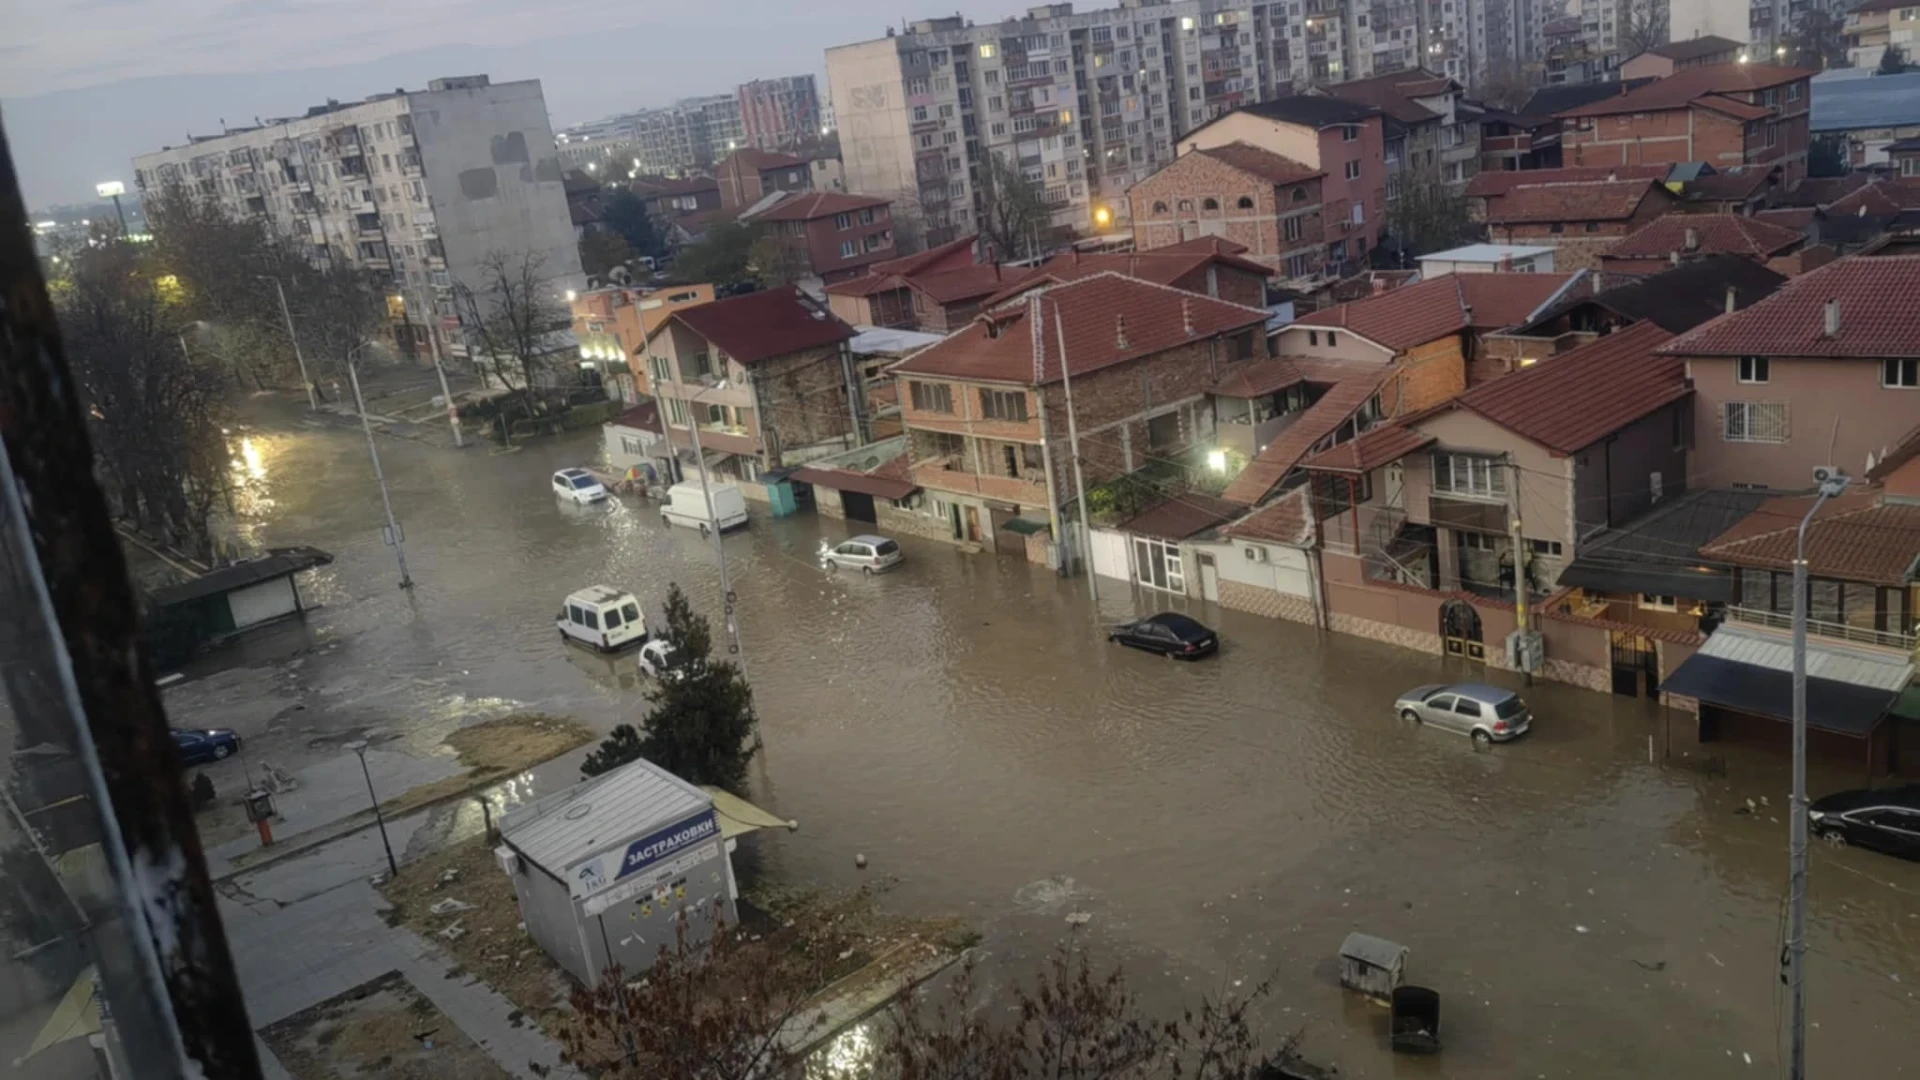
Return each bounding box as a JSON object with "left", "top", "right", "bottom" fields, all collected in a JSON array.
[
  {"left": 740, "top": 192, "right": 896, "bottom": 284},
  {"left": 1485, "top": 178, "right": 1679, "bottom": 270},
  {"left": 1127, "top": 142, "right": 1327, "bottom": 279},
  {"left": 890, "top": 272, "right": 1270, "bottom": 559},
  {"left": 714, "top": 148, "right": 811, "bottom": 210},
  {"left": 1660, "top": 255, "right": 1920, "bottom": 492},
  {"left": 631, "top": 175, "right": 722, "bottom": 219},
  {"left": 1177, "top": 97, "right": 1390, "bottom": 272},
  {"left": 1557, "top": 63, "right": 1818, "bottom": 186},
  {"left": 640, "top": 285, "right": 862, "bottom": 492},
  {"left": 1598, "top": 212, "right": 1806, "bottom": 275},
  {"left": 824, "top": 236, "right": 1005, "bottom": 331},
  {"left": 1464, "top": 163, "right": 1670, "bottom": 222},
  {"left": 1313, "top": 68, "right": 1482, "bottom": 191}
]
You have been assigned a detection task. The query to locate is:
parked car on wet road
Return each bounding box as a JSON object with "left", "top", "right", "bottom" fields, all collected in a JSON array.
[
  {"left": 1108, "top": 613, "right": 1218, "bottom": 659},
  {"left": 1810, "top": 786, "right": 1920, "bottom": 861},
  {"left": 171, "top": 728, "right": 241, "bottom": 765},
  {"left": 1394, "top": 683, "right": 1531, "bottom": 745},
  {"left": 552, "top": 468, "right": 607, "bottom": 504},
  {"left": 824, "top": 534, "right": 903, "bottom": 574}
]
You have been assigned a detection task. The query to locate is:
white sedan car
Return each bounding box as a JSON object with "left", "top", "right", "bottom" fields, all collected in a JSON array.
[
  {"left": 637, "top": 638, "right": 686, "bottom": 681},
  {"left": 552, "top": 468, "right": 608, "bottom": 504}
]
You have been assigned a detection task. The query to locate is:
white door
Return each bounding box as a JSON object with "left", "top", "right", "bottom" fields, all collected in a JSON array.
[
  {"left": 1089, "top": 528, "right": 1131, "bottom": 581},
  {"left": 226, "top": 577, "right": 298, "bottom": 629},
  {"left": 1197, "top": 552, "right": 1219, "bottom": 603}
]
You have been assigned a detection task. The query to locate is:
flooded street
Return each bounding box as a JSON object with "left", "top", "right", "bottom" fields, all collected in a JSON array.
[{"left": 188, "top": 402, "right": 1920, "bottom": 1078}]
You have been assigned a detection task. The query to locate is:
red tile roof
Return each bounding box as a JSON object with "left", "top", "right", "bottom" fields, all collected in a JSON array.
[
  {"left": 611, "top": 402, "right": 660, "bottom": 431},
  {"left": 978, "top": 246, "right": 1273, "bottom": 308},
  {"left": 1683, "top": 169, "right": 1775, "bottom": 202},
  {"left": 1220, "top": 368, "right": 1394, "bottom": 504},
  {"left": 1299, "top": 423, "right": 1436, "bottom": 473},
  {"left": 1486, "top": 179, "right": 1666, "bottom": 224},
  {"left": 1192, "top": 141, "right": 1326, "bottom": 185},
  {"left": 659, "top": 285, "right": 855, "bottom": 364},
  {"left": 824, "top": 272, "right": 910, "bottom": 298},
  {"left": 1660, "top": 255, "right": 1920, "bottom": 358},
  {"left": 1605, "top": 213, "right": 1804, "bottom": 260},
  {"left": 1828, "top": 178, "right": 1920, "bottom": 217},
  {"left": 1557, "top": 63, "right": 1817, "bottom": 118},
  {"left": 1316, "top": 69, "right": 1454, "bottom": 124},
  {"left": 1466, "top": 164, "right": 1670, "bottom": 199},
  {"left": 1755, "top": 206, "right": 1817, "bottom": 230},
  {"left": 909, "top": 263, "right": 1019, "bottom": 304},
  {"left": 1693, "top": 94, "right": 1774, "bottom": 121},
  {"left": 1451, "top": 322, "right": 1684, "bottom": 455},
  {"left": 632, "top": 175, "right": 718, "bottom": 197},
  {"left": 1221, "top": 486, "right": 1315, "bottom": 545},
  {"left": 787, "top": 465, "right": 918, "bottom": 501},
  {"left": 893, "top": 272, "right": 1268, "bottom": 386},
  {"left": 746, "top": 191, "right": 891, "bottom": 222},
  {"left": 1294, "top": 272, "right": 1575, "bottom": 348},
  {"left": 825, "top": 235, "right": 984, "bottom": 298},
  {"left": 1211, "top": 357, "right": 1306, "bottom": 399},
  {"left": 1117, "top": 492, "right": 1244, "bottom": 540},
  {"left": 726, "top": 148, "right": 806, "bottom": 171},
  {"left": 1700, "top": 492, "right": 1920, "bottom": 584}
]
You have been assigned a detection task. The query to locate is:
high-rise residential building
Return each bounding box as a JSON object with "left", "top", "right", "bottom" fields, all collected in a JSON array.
[
  {"left": 132, "top": 75, "right": 583, "bottom": 363},
  {"left": 826, "top": 1, "right": 1474, "bottom": 242},
  {"left": 694, "top": 93, "right": 749, "bottom": 156},
  {"left": 739, "top": 75, "right": 825, "bottom": 149}
]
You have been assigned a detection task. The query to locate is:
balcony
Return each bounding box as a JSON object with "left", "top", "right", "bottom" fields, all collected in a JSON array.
[
  {"left": 1726, "top": 606, "right": 1917, "bottom": 651},
  {"left": 911, "top": 456, "right": 1049, "bottom": 505}
]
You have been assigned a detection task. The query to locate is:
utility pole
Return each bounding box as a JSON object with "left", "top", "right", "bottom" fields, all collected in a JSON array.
[
  {"left": 258, "top": 275, "right": 317, "bottom": 410},
  {"left": 1506, "top": 458, "right": 1532, "bottom": 686},
  {"left": 1789, "top": 468, "right": 1849, "bottom": 1080},
  {"left": 1051, "top": 298, "right": 1096, "bottom": 611},
  {"left": 687, "top": 380, "right": 746, "bottom": 674},
  {"left": 422, "top": 310, "right": 464, "bottom": 448},
  {"left": 347, "top": 343, "right": 413, "bottom": 590}
]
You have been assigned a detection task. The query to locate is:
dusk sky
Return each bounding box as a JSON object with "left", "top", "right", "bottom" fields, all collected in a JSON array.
[{"left": 1, "top": 0, "right": 996, "bottom": 209}]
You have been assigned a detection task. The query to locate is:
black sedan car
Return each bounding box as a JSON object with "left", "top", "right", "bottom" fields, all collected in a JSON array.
[
  {"left": 1809, "top": 785, "right": 1920, "bottom": 861},
  {"left": 1108, "top": 613, "right": 1219, "bottom": 659},
  {"left": 171, "top": 728, "right": 241, "bottom": 766}
]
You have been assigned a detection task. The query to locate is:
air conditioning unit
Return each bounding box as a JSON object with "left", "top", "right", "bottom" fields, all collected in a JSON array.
[
  {"left": 1243, "top": 544, "right": 1268, "bottom": 563},
  {"left": 494, "top": 845, "right": 523, "bottom": 876}
]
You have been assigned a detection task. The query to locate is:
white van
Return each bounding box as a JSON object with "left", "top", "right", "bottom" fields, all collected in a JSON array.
[
  {"left": 660, "top": 480, "right": 749, "bottom": 534},
  {"left": 556, "top": 586, "right": 647, "bottom": 651}
]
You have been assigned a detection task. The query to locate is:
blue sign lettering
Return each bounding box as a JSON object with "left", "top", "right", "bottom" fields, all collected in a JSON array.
[{"left": 616, "top": 810, "right": 719, "bottom": 882}]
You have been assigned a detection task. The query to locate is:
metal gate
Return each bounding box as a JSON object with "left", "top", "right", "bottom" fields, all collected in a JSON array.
[
  {"left": 1610, "top": 632, "right": 1660, "bottom": 698},
  {"left": 1440, "top": 600, "right": 1484, "bottom": 661}
]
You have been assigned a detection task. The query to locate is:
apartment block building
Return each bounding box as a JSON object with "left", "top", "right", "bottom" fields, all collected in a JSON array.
[
  {"left": 739, "top": 75, "right": 825, "bottom": 149},
  {"left": 827, "top": 0, "right": 1472, "bottom": 243},
  {"left": 132, "top": 75, "right": 583, "bottom": 362},
  {"left": 1557, "top": 63, "right": 1816, "bottom": 185}
]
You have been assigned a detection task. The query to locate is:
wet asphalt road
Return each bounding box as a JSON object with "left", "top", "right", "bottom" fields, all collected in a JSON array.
[{"left": 183, "top": 400, "right": 1920, "bottom": 1078}]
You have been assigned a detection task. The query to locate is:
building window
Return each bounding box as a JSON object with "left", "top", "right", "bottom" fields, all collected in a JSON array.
[
  {"left": 1133, "top": 537, "right": 1185, "bottom": 592},
  {"left": 1202, "top": 197, "right": 1219, "bottom": 210},
  {"left": 1886, "top": 357, "right": 1920, "bottom": 387},
  {"left": 1638, "top": 594, "right": 1677, "bottom": 611},
  {"left": 649, "top": 355, "right": 672, "bottom": 386},
  {"left": 1307, "top": 330, "right": 1319, "bottom": 346},
  {"left": 835, "top": 212, "right": 853, "bottom": 229},
  {"left": 979, "top": 388, "right": 1029, "bottom": 421},
  {"left": 1456, "top": 530, "right": 1498, "bottom": 551},
  {"left": 909, "top": 380, "right": 954, "bottom": 413},
  {"left": 1327, "top": 331, "right": 1339, "bottom": 347},
  {"left": 1529, "top": 539, "right": 1564, "bottom": 557},
  {"left": 840, "top": 239, "right": 858, "bottom": 257},
  {"left": 1344, "top": 160, "right": 1361, "bottom": 180},
  {"left": 1152, "top": 200, "right": 1169, "bottom": 212},
  {"left": 1737, "top": 355, "right": 1769, "bottom": 384},
  {"left": 1723, "top": 401, "right": 1789, "bottom": 443},
  {"left": 1237, "top": 195, "right": 1255, "bottom": 209},
  {"left": 1341, "top": 125, "right": 1360, "bottom": 141},
  {"left": 620, "top": 434, "right": 648, "bottom": 456},
  {"left": 1788, "top": 80, "right": 1801, "bottom": 101},
  {"left": 979, "top": 43, "right": 997, "bottom": 57},
  {"left": 1432, "top": 452, "right": 1508, "bottom": 499},
  {"left": 664, "top": 396, "right": 690, "bottom": 426}
]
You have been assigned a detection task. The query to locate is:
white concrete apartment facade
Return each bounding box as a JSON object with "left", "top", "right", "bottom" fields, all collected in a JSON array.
[
  {"left": 133, "top": 75, "right": 583, "bottom": 363},
  {"left": 827, "top": 0, "right": 1472, "bottom": 244}
]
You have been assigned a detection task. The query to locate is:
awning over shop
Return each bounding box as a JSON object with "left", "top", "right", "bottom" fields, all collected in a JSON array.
[
  {"left": 1552, "top": 560, "right": 1734, "bottom": 604},
  {"left": 699, "top": 786, "right": 798, "bottom": 841},
  {"left": 1662, "top": 623, "right": 1914, "bottom": 736},
  {"left": 786, "top": 466, "right": 917, "bottom": 501},
  {"left": 21, "top": 966, "right": 100, "bottom": 1062},
  {"left": 1000, "top": 516, "right": 1050, "bottom": 535}
]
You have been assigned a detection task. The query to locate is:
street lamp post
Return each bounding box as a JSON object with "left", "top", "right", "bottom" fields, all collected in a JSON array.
[
  {"left": 95, "top": 181, "right": 128, "bottom": 233},
  {"left": 347, "top": 342, "right": 414, "bottom": 589},
  {"left": 256, "top": 275, "right": 318, "bottom": 410},
  {"left": 1788, "top": 467, "right": 1849, "bottom": 1080},
  {"left": 685, "top": 378, "right": 746, "bottom": 672},
  {"left": 345, "top": 740, "right": 398, "bottom": 878}
]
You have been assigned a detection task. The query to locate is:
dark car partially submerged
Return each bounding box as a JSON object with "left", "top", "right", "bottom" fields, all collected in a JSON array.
[
  {"left": 1809, "top": 785, "right": 1920, "bottom": 862},
  {"left": 1108, "top": 613, "right": 1219, "bottom": 659},
  {"left": 171, "top": 728, "right": 241, "bottom": 766}
]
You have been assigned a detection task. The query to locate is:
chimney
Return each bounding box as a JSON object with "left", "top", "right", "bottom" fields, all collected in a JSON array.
[
  {"left": 1724, "top": 285, "right": 1737, "bottom": 314},
  {"left": 1683, "top": 227, "right": 1699, "bottom": 252},
  {"left": 1823, "top": 298, "right": 1840, "bottom": 337},
  {"left": 1500, "top": 253, "right": 1513, "bottom": 271},
  {"left": 1670, "top": 251, "right": 1682, "bottom": 267},
  {"left": 1182, "top": 298, "right": 1195, "bottom": 337},
  {"left": 1116, "top": 313, "right": 1129, "bottom": 348}
]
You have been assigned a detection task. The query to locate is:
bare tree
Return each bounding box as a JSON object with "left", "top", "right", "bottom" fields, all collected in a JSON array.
[
  {"left": 1476, "top": 62, "right": 1535, "bottom": 112},
  {"left": 1781, "top": 9, "right": 1848, "bottom": 69},
  {"left": 461, "top": 251, "right": 570, "bottom": 407},
  {"left": 295, "top": 264, "right": 386, "bottom": 403},
  {"left": 1388, "top": 163, "right": 1476, "bottom": 258},
  {"left": 146, "top": 182, "right": 310, "bottom": 389},
  {"left": 1617, "top": 0, "right": 1667, "bottom": 59},
  {"left": 889, "top": 187, "right": 933, "bottom": 255},
  {"left": 978, "top": 151, "right": 1052, "bottom": 262},
  {"left": 747, "top": 231, "right": 813, "bottom": 289}
]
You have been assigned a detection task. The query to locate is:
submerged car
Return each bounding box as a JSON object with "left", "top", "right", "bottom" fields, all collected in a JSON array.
[
  {"left": 1394, "top": 683, "right": 1531, "bottom": 745},
  {"left": 1809, "top": 785, "right": 1920, "bottom": 861},
  {"left": 172, "top": 728, "right": 241, "bottom": 766},
  {"left": 1107, "top": 613, "right": 1219, "bottom": 659},
  {"left": 824, "top": 534, "right": 904, "bottom": 574},
  {"left": 552, "top": 468, "right": 608, "bottom": 504}
]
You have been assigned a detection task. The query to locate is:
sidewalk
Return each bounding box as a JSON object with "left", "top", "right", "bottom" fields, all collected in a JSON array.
[{"left": 302, "top": 362, "right": 485, "bottom": 451}]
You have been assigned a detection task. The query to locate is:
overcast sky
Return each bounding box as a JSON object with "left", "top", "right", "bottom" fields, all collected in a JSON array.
[{"left": 2, "top": 0, "right": 977, "bottom": 209}]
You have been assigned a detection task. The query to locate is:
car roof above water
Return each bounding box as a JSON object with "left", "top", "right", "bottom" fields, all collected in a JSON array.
[
  {"left": 1812, "top": 784, "right": 1920, "bottom": 813},
  {"left": 1449, "top": 682, "right": 1519, "bottom": 704},
  {"left": 556, "top": 467, "right": 593, "bottom": 479},
  {"left": 566, "top": 585, "right": 634, "bottom": 607}
]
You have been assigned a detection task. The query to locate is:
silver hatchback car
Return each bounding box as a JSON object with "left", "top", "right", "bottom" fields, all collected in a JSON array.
[
  {"left": 1394, "top": 682, "right": 1532, "bottom": 745},
  {"left": 824, "top": 534, "right": 904, "bottom": 574}
]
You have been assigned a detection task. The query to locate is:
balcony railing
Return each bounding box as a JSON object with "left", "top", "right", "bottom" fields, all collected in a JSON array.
[{"left": 1726, "top": 606, "right": 1917, "bottom": 651}]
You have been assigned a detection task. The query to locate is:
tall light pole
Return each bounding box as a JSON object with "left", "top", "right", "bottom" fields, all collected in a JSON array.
[
  {"left": 95, "top": 181, "right": 128, "bottom": 233},
  {"left": 345, "top": 740, "right": 398, "bottom": 878},
  {"left": 1046, "top": 296, "right": 1096, "bottom": 609},
  {"left": 256, "top": 275, "right": 317, "bottom": 410},
  {"left": 685, "top": 378, "right": 745, "bottom": 672},
  {"left": 1788, "top": 467, "right": 1849, "bottom": 1080},
  {"left": 347, "top": 342, "right": 414, "bottom": 590}
]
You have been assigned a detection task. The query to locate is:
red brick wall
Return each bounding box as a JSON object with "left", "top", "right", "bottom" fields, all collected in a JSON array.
[
  {"left": 1564, "top": 108, "right": 1695, "bottom": 168},
  {"left": 1127, "top": 152, "right": 1326, "bottom": 272},
  {"left": 1317, "top": 119, "right": 1389, "bottom": 261},
  {"left": 801, "top": 206, "right": 896, "bottom": 281},
  {"left": 1168, "top": 265, "right": 1271, "bottom": 308},
  {"left": 753, "top": 345, "right": 856, "bottom": 463}
]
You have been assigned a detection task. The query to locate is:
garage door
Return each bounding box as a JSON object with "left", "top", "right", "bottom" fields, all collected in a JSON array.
[
  {"left": 1089, "top": 528, "right": 1130, "bottom": 581},
  {"left": 226, "top": 577, "right": 298, "bottom": 630}
]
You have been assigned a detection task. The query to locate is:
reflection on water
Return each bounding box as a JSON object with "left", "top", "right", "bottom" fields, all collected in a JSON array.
[
  {"left": 804, "top": 1020, "right": 877, "bottom": 1079},
  {"left": 219, "top": 404, "right": 1920, "bottom": 1079}
]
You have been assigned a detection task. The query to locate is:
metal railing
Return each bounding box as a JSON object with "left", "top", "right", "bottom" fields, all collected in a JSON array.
[{"left": 1727, "top": 606, "right": 1918, "bottom": 650}]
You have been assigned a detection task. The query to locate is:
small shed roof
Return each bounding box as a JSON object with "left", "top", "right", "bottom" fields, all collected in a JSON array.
[
  {"left": 148, "top": 546, "right": 332, "bottom": 607},
  {"left": 1340, "top": 932, "right": 1409, "bottom": 969},
  {"left": 1419, "top": 243, "right": 1556, "bottom": 264},
  {"left": 499, "top": 757, "right": 713, "bottom": 875}
]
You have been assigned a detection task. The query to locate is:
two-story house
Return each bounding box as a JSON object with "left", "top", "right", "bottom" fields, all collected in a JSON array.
[
  {"left": 1598, "top": 212, "right": 1806, "bottom": 275},
  {"left": 631, "top": 175, "right": 722, "bottom": 220},
  {"left": 824, "top": 236, "right": 1005, "bottom": 331},
  {"left": 1484, "top": 178, "right": 1680, "bottom": 270},
  {"left": 740, "top": 192, "right": 896, "bottom": 284},
  {"left": 1557, "top": 63, "right": 1818, "bottom": 185},
  {"left": 640, "top": 285, "right": 862, "bottom": 492},
  {"left": 570, "top": 283, "right": 715, "bottom": 398},
  {"left": 1177, "top": 97, "right": 1390, "bottom": 273},
  {"left": 714, "top": 148, "right": 811, "bottom": 210},
  {"left": 1219, "top": 271, "right": 1584, "bottom": 506},
  {"left": 1661, "top": 254, "right": 1920, "bottom": 491},
  {"left": 1618, "top": 36, "right": 1746, "bottom": 80},
  {"left": 1314, "top": 69, "right": 1481, "bottom": 191},
  {"left": 1126, "top": 143, "right": 1329, "bottom": 279},
  {"left": 891, "top": 272, "right": 1270, "bottom": 560}
]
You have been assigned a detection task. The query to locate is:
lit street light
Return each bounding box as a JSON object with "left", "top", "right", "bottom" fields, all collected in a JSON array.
[
  {"left": 95, "top": 181, "right": 128, "bottom": 233},
  {"left": 346, "top": 740, "right": 398, "bottom": 878}
]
